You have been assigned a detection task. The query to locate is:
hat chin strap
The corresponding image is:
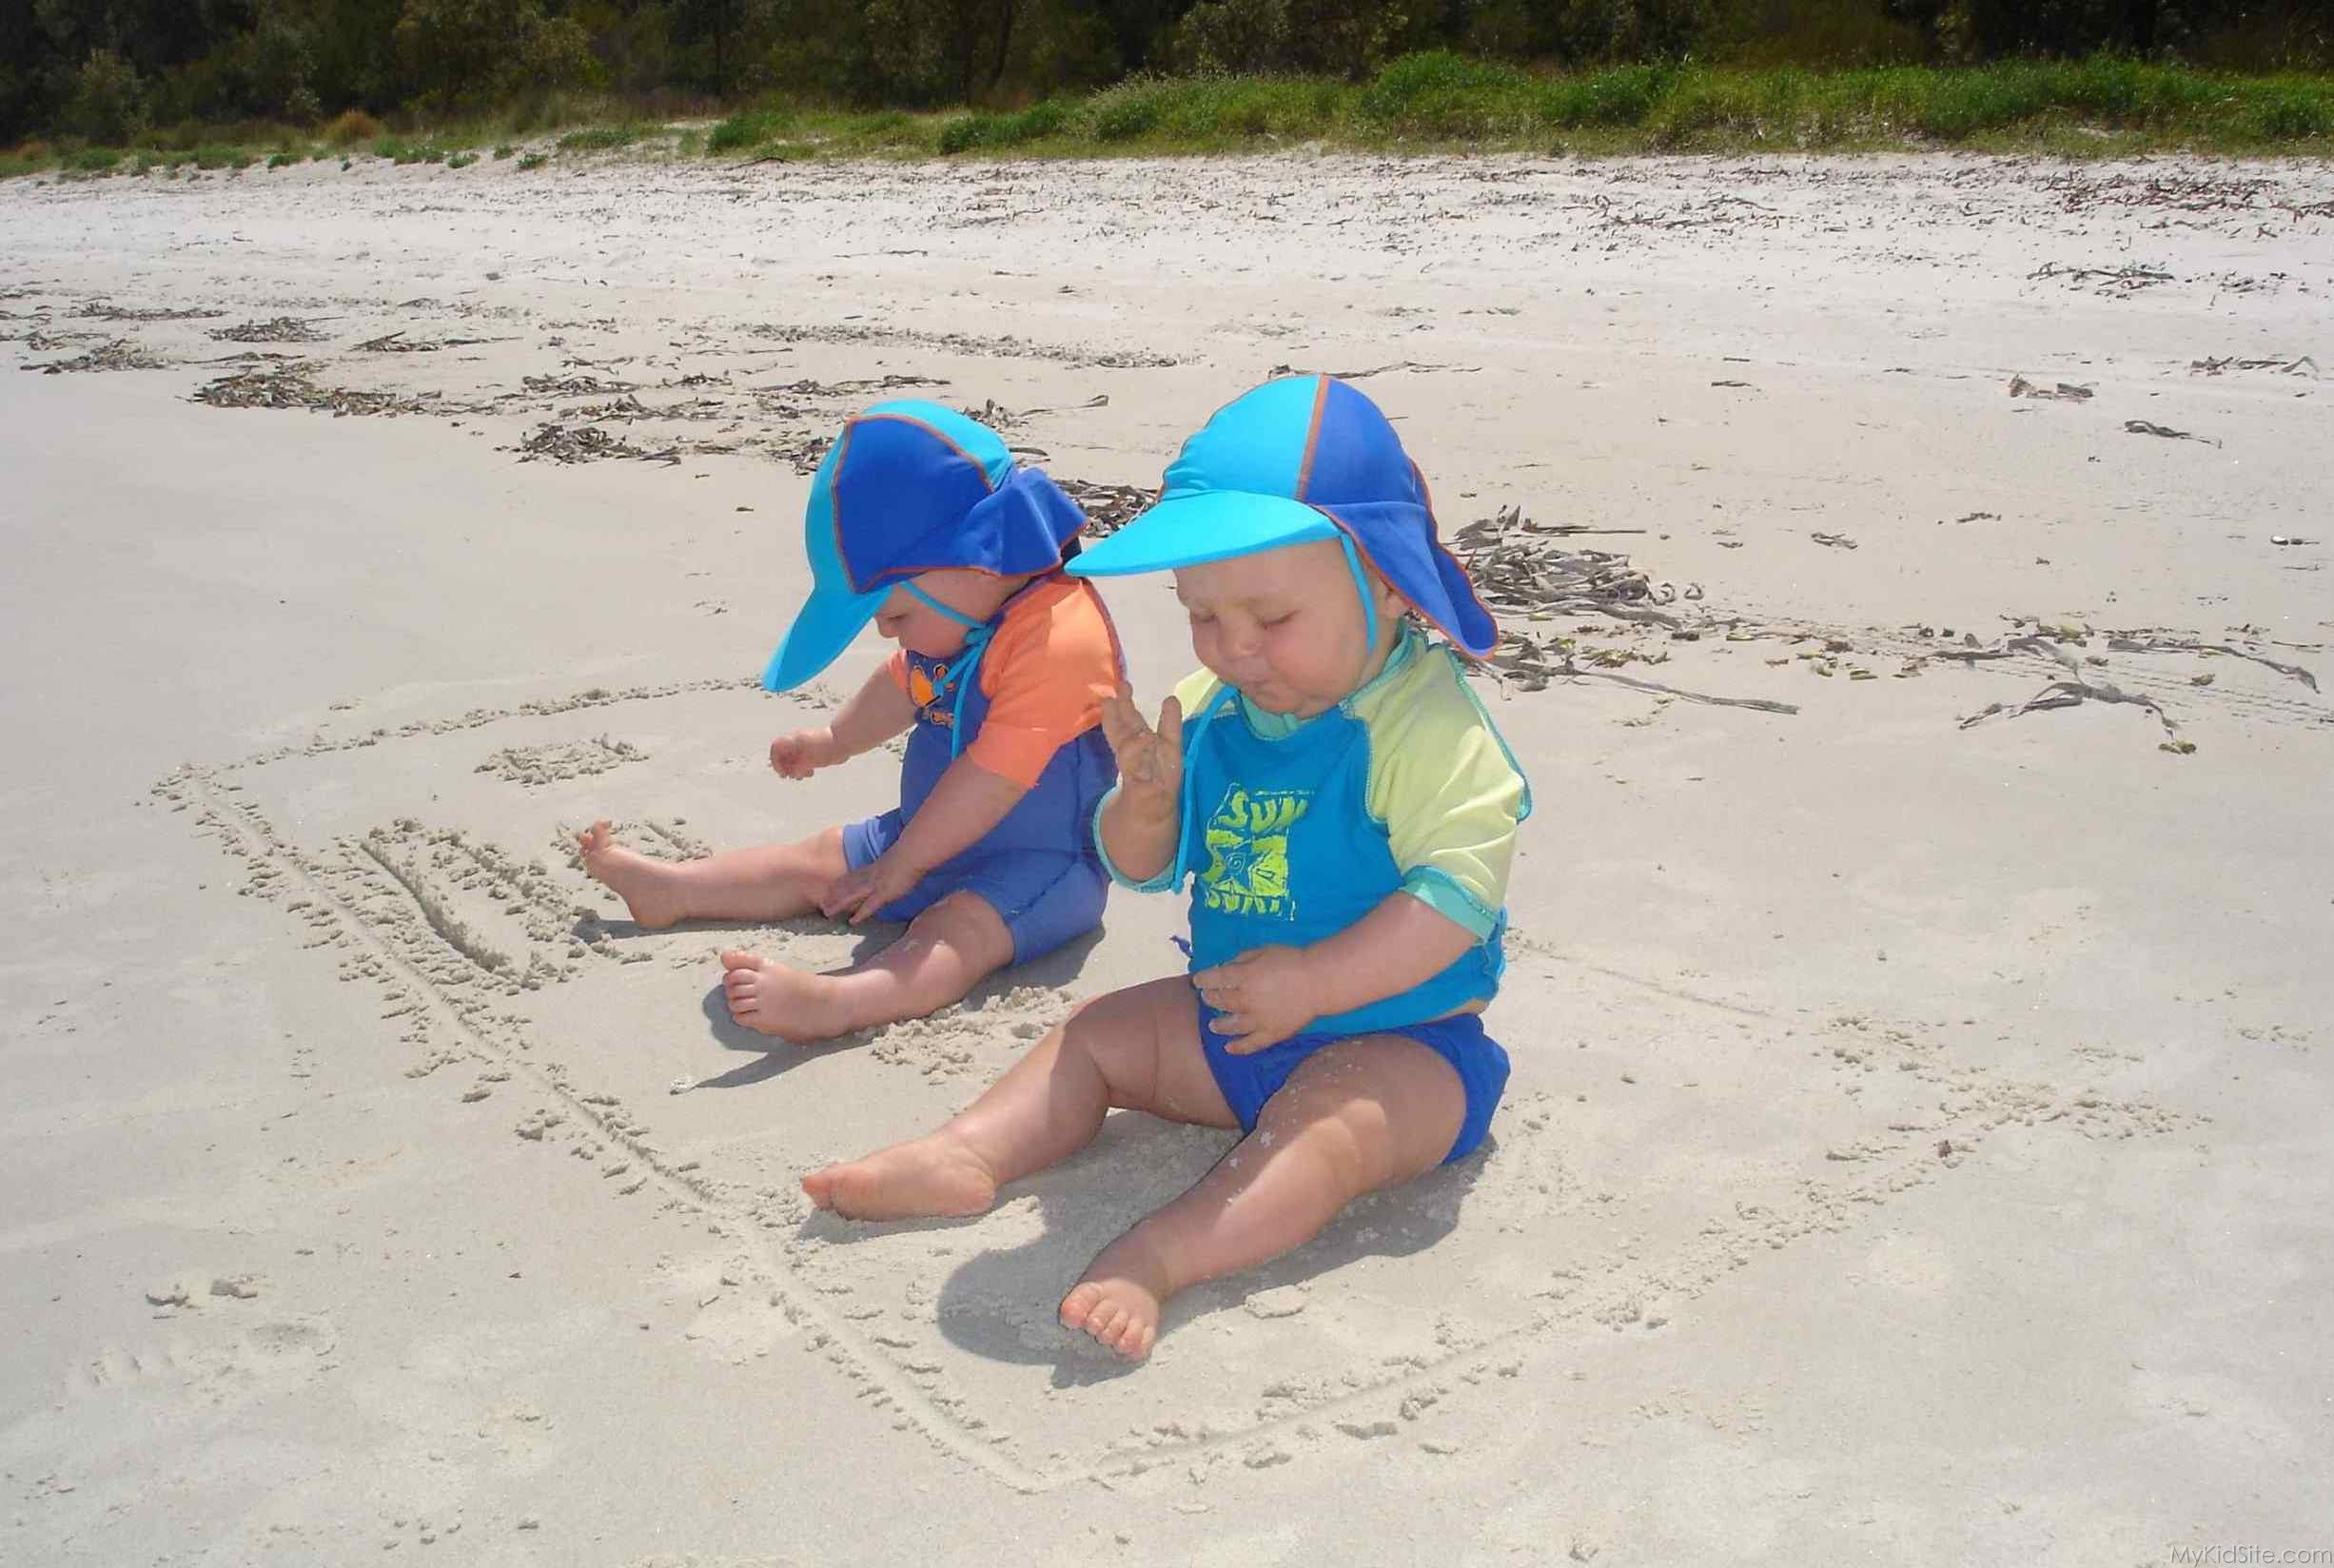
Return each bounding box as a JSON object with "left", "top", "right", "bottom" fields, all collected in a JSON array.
[
  {"left": 899, "top": 579, "right": 995, "bottom": 759},
  {"left": 1336, "top": 531, "right": 1380, "bottom": 653},
  {"left": 899, "top": 579, "right": 986, "bottom": 631}
]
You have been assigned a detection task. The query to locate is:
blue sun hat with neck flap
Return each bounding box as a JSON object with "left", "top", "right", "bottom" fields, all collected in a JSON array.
[
  {"left": 762, "top": 400, "right": 1087, "bottom": 693},
  {"left": 1065, "top": 374, "right": 1497, "bottom": 658}
]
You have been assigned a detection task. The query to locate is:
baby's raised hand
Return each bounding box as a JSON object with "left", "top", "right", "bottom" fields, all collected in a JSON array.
[
  {"left": 770, "top": 727, "right": 839, "bottom": 780},
  {"left": 1099, "top": 686, "right": 1184, "bottom": 820}
]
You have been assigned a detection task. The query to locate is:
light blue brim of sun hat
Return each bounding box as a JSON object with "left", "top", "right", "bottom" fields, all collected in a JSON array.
[
  {"left": 761, "top": 577, "right": 895, "bottom": 693},
  {"left": 1066, "top": 488, "right": 1339, "bottom": 578}
]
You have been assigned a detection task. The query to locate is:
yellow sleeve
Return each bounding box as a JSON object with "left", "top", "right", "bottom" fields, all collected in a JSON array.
[
  {"left": 1358, "top": 649, "right": 1531, "bottom": 937},
  {"left": 1169, "top": 666, "right": 1223, "bottom": 717}
]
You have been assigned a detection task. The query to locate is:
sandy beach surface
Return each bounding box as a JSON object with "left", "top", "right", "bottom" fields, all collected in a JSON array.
[{"left": 3, "top": 149, "right": 2330, "bottom": 1565}]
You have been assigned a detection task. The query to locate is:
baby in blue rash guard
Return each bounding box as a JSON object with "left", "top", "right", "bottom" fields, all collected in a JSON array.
[{"left": 800, "top": 376, "right": 1531, "bottom": 1362}]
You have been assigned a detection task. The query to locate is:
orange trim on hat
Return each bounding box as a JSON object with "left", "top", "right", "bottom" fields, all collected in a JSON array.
[{"left": 1294, "top": 375, "right": 1330, "bottom": 500}]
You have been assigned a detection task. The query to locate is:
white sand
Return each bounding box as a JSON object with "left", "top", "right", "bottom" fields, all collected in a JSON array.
[{"left": 2, "top": 150, "right": 2330, "bottom": 1564}]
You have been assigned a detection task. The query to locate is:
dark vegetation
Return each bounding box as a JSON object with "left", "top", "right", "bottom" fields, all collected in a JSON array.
[{"left": 3, "top": 0, "right": 2327, "bottom": 166}]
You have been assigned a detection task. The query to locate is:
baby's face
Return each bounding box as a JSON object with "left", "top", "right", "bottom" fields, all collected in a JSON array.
[
  {"left": 872, "top": 570, "right": 1006, "bottom": 659},
  {"left": 1174, "top": 539, "right": 1404, "bottom": 717}
]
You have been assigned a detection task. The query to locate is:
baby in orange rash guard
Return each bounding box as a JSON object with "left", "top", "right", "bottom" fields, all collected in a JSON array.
[{"left": 578, "top": 402, "right": 1123, "bottom": 1046}]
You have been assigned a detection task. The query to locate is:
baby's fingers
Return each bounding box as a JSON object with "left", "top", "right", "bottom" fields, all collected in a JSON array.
[
  {"left": 1153, "top": 695, "right": 1185, "bottom": 770},
  {"left": 1098, "top": 688, "right": 1154, "bottom": 757}
]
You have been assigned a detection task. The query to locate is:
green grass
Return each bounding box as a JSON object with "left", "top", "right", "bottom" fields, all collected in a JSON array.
[
  {"left": 373, "top": 135, "right": 464, "bottom": 165},
  {"left": 555, "top": 123, "right": 661, "bottom": 152},
  {"left": 4, "top": 59, "right": 2329, "bottom": 183}
]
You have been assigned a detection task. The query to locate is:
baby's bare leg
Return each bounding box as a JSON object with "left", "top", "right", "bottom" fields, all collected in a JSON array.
[
  {"left": 720, "top": 892, "right": 1012, "bottom": 1045},
  {"left": 1061, "top": 1034, "right": 1466, "bottom": 1361},
  {"left": 802, "top": 976, "right": 1233, "bottom": 1221},
  {"left": 578, "top": 820, "right": 846, "bottom": 930}
]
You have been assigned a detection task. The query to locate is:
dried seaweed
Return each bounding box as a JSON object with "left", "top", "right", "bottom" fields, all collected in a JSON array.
[
  {"left": 1058, "top": 478, "right": 1152, "bottom": 537},
  {"left": 2007, "top": 375, "right": 2093, "bottom": 401},
  {"left": 758, "top": 374, "right": 946, "bottom": 397},
  {"left": 76, "top": 301, "right": 225, "bottom": 322},
  {"left": 25, "top": 339, "right": 166, "bottom": 374},
  {"left": 355, "top": 331, "right": 499, "bottom": 353},
  {"left": 522, "top": 373, "right": 637, "bottom": 397},
  {"left": 1452, "top": 506, "right": 1700, "bottom": 630},
  {"left": 743, "top": 321, "right": 1175, "bottom": 370},
  {"left": 2029, "top": 261, "right": 2173, "bottom": 290},
  {"left": 2105, "top": 635, "right": 2319, "bottom": 693},
  {"left": 958, "top": 397, "right": 1022, "bottom": 430},
  {"left": 1959, "top": 637, "right": 2180, "bottom": 739},
  {"left": 513, "top": 423, "right": 670, "bottom": 464},
  {"left": 558, "top": 392, "right": 731, "bottom": 423},
  {"left": 208, "top": 316, "right": 333, "bottom": 344},
  {"left": 1266, "top": 360, "right": 1481, "bottom": 381},
  {"left": 2189, "top": 354, "right": 2318, "bottom": 378},
  {"left": 191, "top": 366, "right": 447, "bottom": 416},
  {"left": 2124, "top": 419, "right": 2218, "bottom": 447},
  {"left": 768, "top": 432, "right": 833, "bottom": 475}
]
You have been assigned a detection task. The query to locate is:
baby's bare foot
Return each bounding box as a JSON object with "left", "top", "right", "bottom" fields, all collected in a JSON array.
[
  {"left": 801, "top": 1133, "right": 997, "bottom": 1221},
  {"left": 720, "top": 949, "right": 860, "bottom": 1044},
  {"left": 577, "top": 820, "right": 689, "bottom": 930},
  {"left": 1060, "top": 1226, "right": 1180, "bottom": 1362}
]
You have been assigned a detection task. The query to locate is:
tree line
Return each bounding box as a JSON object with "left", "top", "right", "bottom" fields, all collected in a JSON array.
[{"left": 6, "top": 0, "right": 2328, "bottom": 146}]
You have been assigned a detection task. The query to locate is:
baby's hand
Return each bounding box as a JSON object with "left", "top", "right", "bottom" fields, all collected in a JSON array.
[
  {"left": 1099, "top": 686, "right": 1184, "bottom": 821},
  {"left": 821, "top": 851, "right": 919, "bottom": 926},
  {"left": 770, "top": 727, "right": 840, "bottom": 779},
  {"left": 1194, "top": 945, "right": 1321, "bottom": 1054}
]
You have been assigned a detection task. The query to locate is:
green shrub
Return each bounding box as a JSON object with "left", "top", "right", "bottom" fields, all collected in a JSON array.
[
  {"left": 2238, "top": 82, "right": 2333, "bottom": 139},
  {"left": 1088, "top": 79, "right": 1167, "bottom": 141},
  {"left": 265, "top": 150, "right": 296, "bottom": 168},
  {"left": 65, "top": 49, "right": 148, "bottom": 145},
  {"left": 67, "top": 146, "right": 123, "bottom": 172},
  {"left": 192, "top": 143, "right": 251, "bottom": 169},
  {"left": 708, "top": 108, "right": 793, "bottom": 152},
  {"left": 939, "top": 101, "right": 1068, "bottom": 153},
  {"left": 516, "top": 150, "right": 547, "bottom": 169},
  {"left": 493, "top": 142, "right": 517, "bottom": 159},
  {"left": 1358, "top": 50, "right": 1538, "bottom": 137},
  {"left": 1647, "top": 69, "right": 1816, "bottom": 146},
  {"left": 1543, "top": 64, "right": 1677, "bottom": 128},
  {"left": 446, "top": 150, "right": 479, "bottom": 167},
  {"left": 556, "top": 123, "right": 652, "bottom": 151}
]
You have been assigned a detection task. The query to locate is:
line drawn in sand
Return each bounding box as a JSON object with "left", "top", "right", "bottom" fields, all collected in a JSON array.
[{"left": 162, "top": 678, "right": 2209, "bottom": 1494}]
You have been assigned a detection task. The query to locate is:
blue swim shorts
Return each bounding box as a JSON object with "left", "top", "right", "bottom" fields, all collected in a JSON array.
[
  {"left": 1195, "top": 995, "right": 1511, "bottom": 1166},
  {"left": 842, "top": 810, "right": 1106, "bottom": 965}
]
